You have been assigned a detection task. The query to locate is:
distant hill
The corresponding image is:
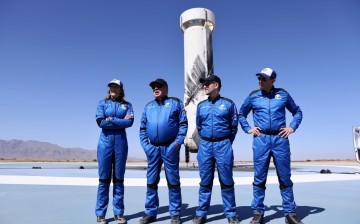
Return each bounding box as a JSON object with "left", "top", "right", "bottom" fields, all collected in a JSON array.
[{"left": 0, "top": 139, "right": 97, "bottom": 161}]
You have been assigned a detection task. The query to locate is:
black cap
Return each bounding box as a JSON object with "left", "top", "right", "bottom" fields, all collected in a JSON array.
[
  {"left": 199, "top": 75, "right": 221, "bottom": 88},
  {"left": 149, "top": 78, "right": 168, "bottom": 88}
]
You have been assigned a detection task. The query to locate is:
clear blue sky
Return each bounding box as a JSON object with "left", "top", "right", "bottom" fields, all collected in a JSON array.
[{"left": 1, "top": 0, "right": 359, "bottom": 161}]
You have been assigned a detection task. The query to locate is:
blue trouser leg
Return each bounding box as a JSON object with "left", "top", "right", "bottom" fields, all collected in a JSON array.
[
  {"left": 197, "top": 186, "right": 212, "bottom": 217},
  {"left": 272, "top": 136, "right": 296, "bottom": 215},
  {"left": 162, "top": 142, "right": 182, "bottom": 216},
  {"left": 220, "top": 188, "right": 237, "bottom": 218},
  {"left": 113, "top": 137, "right": 128, "bottom": 216},
  {"left": 144, "top": 145, "right": 162, "bottom": 217},
  {"left": 145, "top": 187, "right": 159, "bottom": 216},
  {"left": 196, "top": 140, "right": 214, "bottom": 218},
  {"left": 96, "top": 182, "right": 110, "bottom": 216},
  {"left": 95, "top": 142, "right": 113, "bottom": 217},
  {"left": 113, "top": 183, "right": 124, "bottom": 215},
  {"left": 215, "top": 140, "right": 237, "bottom": 218},
  {"left": 280, "top": 187, "right": 296, "bottom": 215},
  {"left": 251, "top": 135, "right": 271, "bottom": 215}
]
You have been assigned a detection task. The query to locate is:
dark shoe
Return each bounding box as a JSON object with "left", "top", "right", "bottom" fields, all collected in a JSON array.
[
  {"left": 249, "top": 211, "right": 264, "bottom": 224},
  {"left": 285, "top": 213, "right": 303, "bottom": 224},
  {"left": 115, "top": 215, "right": 127, "bottom": 224},
  {"left": 228, "top": 216, "right": 240, "bottom": 224},
  {"left": 96, "top": 216, "right": 108, "bottom": 224},
  {"left": 139, "top": 215, "right": 156, "bottom": 224},
  {"left": 171, "top": 215, "right": 181, "bottom": 224},
  {"left": 192, "top": 216, "right": 206, "bottom": 224}
]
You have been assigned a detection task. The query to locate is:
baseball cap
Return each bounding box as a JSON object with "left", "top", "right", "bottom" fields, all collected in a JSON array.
[
  {"left": 108, "top": 79, "right": 123, "bottom": 87},
  {"left": 256, "top": 68, "right": 277, "bottom": 79},
  {"left": 149, "top": 78, "right": 168, "bottom": 88},
  {"left": 199, "top": 75, "right": 222, "bottom": 88}
]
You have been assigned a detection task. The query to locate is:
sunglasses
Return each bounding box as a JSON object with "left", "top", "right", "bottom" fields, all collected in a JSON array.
[
  {"left": 152, "top": 85, "right": 164, "bottom": 90},
  {"left": 257, "top": 77, "right": 268, "bottom": 81}
]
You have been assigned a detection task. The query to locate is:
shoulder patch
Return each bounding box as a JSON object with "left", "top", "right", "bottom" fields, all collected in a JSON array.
[
  {"left": 249, "top": 89, "right": 260, "bottom": 96},
  {"left": 220, "top": 97, "right": 234, "bottom": 103}
]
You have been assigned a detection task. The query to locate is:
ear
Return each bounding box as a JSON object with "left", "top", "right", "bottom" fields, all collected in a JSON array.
[{"left": 214, "top": 82, "right": 219, "bottom": 89}]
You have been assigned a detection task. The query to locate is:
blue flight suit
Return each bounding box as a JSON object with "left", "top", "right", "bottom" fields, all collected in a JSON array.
[
  {"left": 195, "top": 95, "right": 238, "bottom": 218},
  {"left": 95, "top": 99, "right": 134, "bottom": 217},
  {"left": 139, "top": 96, "right": 188, "bottom": 217},
  {"left": 238, "top": 87, "right": 302, "bottom": 216}
]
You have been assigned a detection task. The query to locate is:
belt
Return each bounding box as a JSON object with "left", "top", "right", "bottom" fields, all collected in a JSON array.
[
  {"left": 260, "top": 130, "right": 280, "bottom": 135},
  {"left": 200, "top": 135, "right": 230, "bottom": 142},
  {"left": 150, "top": 137, "right": 176, "bottom": 146}
]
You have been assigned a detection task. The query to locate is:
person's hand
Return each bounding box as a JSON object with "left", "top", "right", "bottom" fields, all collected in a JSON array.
[
  {"left": 124, "top": 114, "right": 133, "bottom": 119},
  {"left": 175, "top": 142, "right": 181, "bottom": 151},
  {"left": 248, "top": 127, "right": 261, "bottom": 136},
  {"left": 279, "top": 127, "right": 294, "bottom": 138},
  {"left": 105, "top": 117, "right": 112, "bottom": 121}
]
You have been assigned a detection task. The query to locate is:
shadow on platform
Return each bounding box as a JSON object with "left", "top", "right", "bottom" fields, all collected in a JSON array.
[
  {"left": 237, "top": 204, "right": 325, "bottom": 222},
  {"left": 108, "top": 204, "right": 324, "bottom": 223}
]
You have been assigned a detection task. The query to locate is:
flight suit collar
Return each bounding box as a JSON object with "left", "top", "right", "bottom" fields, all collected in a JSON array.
[{"left": 207, "top": 94, "right": 221, "bottom": 104}]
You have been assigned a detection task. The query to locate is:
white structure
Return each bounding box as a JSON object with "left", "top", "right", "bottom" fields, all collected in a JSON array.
[
  {"left": 180, "top": 8, "right": 215, "bottom": 161},
  {"left": 353, "top": 127, "right": 360, "bottom": 163}
]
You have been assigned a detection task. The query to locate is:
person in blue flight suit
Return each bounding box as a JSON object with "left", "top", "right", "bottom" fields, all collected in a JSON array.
[
  {"left": 139, "top": 78, "right": 188, "bottom": 224},
  {"left": 95, "top": 79, "right": 134, "bottom": 224},
  {"left": 192, "top": 75, "right": 240, "bottom": 224},
  {"left": 238, "top": 68, "right": 303, "bottom": 224}
]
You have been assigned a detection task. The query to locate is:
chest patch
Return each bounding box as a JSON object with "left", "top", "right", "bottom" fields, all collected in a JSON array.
[
  {"left": 219, "top": 104, "right": 226, "bottom": 111},
  {"left": 275, "top": 94, "right": 282, "bottom": 100},
  {"left": 120, "top": 104, "right": 127, "bottom": 110}
]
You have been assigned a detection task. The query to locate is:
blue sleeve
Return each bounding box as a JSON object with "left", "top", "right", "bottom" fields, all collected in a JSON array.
[
  {"left": 230, "top": 102, "right": 238, "bottom": 143},
  {"left": 286, "top": 93, "right": 303, "bottom": 131},
  {"left": 110, "top": 102, "right": 134, "bottom": 128},
  {"left": 175, "top": 100, "right": 188, "bottom": 145},
  {"left": 95, "top": 101, "right": 118, "bottom": 130},
  {"left": 238, "top": 96, "right": 253, "bottom": 133},
  {"left": 95, "top": 101, "right": 105, "bottom": 120},
  {"left": 196, "top": 103, "right": 201, "bottom": 134},
  {"left": 139, "top": 107, "right": 150, "bottom": 149}
]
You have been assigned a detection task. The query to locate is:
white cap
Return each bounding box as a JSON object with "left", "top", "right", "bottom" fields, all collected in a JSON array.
[
  {"left": 108, "top": 79, "right": 123, "bottom": 87},
  {"left": 256, "top": 68, "right": 277, "bottom": 79}
]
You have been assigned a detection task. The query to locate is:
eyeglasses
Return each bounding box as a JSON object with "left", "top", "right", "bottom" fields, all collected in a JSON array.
[
  {"left": 204, "top": 81, "right": 215, "bottom": 87},
  {"left": 152, "top": 85, "right": 164, "bottom": 90},
  {"left": 257, "top": 77, "right": 268, "bottom": 82}
]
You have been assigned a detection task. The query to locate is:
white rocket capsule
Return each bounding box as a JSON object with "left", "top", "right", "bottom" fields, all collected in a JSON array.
[{"left": 180, "top": 8, "right": 215, "bottom": 155}]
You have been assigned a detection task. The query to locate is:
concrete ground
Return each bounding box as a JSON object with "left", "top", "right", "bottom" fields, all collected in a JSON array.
[{"left": 0, "top": 162, "right": 359, "bottom": 224}]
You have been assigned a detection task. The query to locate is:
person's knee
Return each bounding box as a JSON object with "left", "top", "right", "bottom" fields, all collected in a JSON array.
[
  {"left": 220, "top": 181, "right": 234, "bottom": 190},
  {"left": 167, "top": 181, "right": 180, "bottom": 189},
  {"left": 279, "top": 180, "right": 293, "bottom": 190},
  {"left": 113, "top": 176, "right": 124, "bottom": 184},
  {"left": 218, "top": 175, "right": 234, "bottom": 189},
  {"left": 99, "top": 177, "right": 112, "bottom": 184},
  {"left": 253, "top": 181, "right": 266, "bottom": 190},
  {"left": 200, "top": 180, "right": 213, "bottom": 189}
]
